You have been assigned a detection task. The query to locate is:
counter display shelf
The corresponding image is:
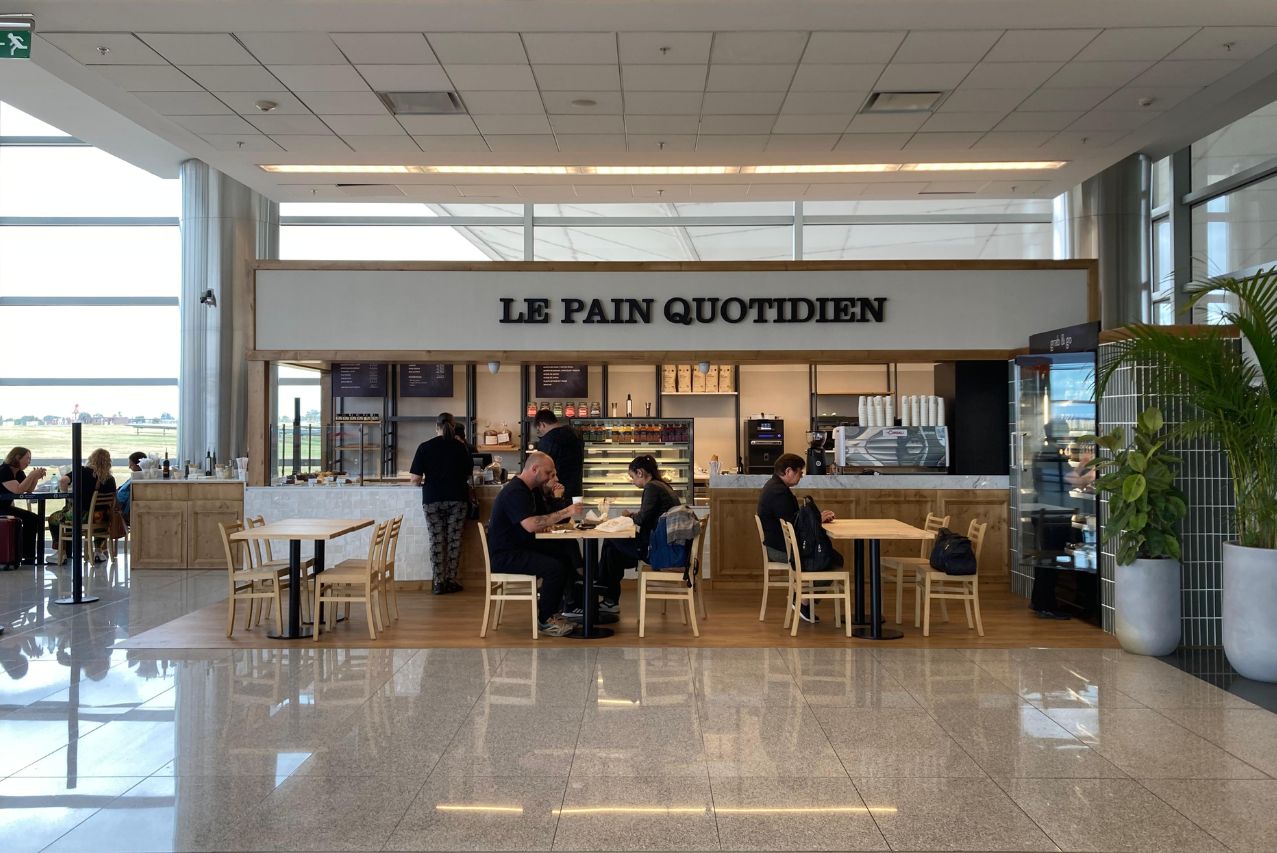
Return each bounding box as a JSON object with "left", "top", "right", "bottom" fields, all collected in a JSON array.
[{"left": 576, "top": 418, "right": 694, "bottom": 508}]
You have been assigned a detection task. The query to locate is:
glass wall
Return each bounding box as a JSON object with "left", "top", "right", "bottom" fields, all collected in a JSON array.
[
  {"left": 1192, "top": 101, "right": 1277, "bottom": 188},
  {"left": 1191, "top": 174, "right": 1277, "bottom": 280}
]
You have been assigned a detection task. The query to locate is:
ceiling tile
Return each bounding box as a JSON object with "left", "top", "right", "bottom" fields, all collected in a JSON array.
[
  {"left": 1073, "top": 28, "right": 1198, "bottom": 62},
  {"left": 1095, "top": 86, "right": 1199, "bottom": 111},
  {"left": 994, "top": 111, "right": 1084, "bottom": 131},
  {"left": 904, "top": 131, "right": 982, "bottom": 149},
  {"left": 627, "top": 134, "right": 697, "bottom": 151},
  {"left": 248, "top": 114, "right": 332, "bottom": 134},
  {"left": 94, "top": 65, "right": 200, "bottom": 92},
  {"left": 571, "top": 184, "right": 633, "bottom": 199},
  {"left": 1066, "top": 110, "right": 1158, "bottom": 132},
  {"left": 235, "top": 33, "right": 346, "bottom": 65},
  {"left": 283, "top": 184, "right": 344, "bottom": 197},
  {"left": 863, "top": 182, "right": 930, "bottom": 197},
  {"left": 1017, "top": 87, "right": 1116, "bottom": 111},
  {"left": 483, "top": 135, "right": 558, "bottom": 152},
  {"left": 892, "top": 30, "right": 1004, "bottom": 63},
  {"left": 548, "top": 114, "right": 625, "bottom": 133},
  {"left": 876, "top": 63, "right": 975, "bottom": 90},
  {"left": 458, "top": 91, "right": 546, "bottom": 114},
  {"left": 320, "top": 115, "right": 404, "bottom": 135},
  {"left": 625, "top": 114, "right": 700, "bottom": 134},
  {"left": 339, "top": 184, "right": 405, "bottom": 197},
  {"left": 803, "top": 31, "right": 906, "bottom": 64},
  {"left": 699, "top": 114, "right": 777, "bottom": 134},
  {"left": 971, "top": 130, "right": 1054, "bottom": 147},
  {"left": 617, "top": 32, "right": 712, "bottom": 65},
  {"left": 198, "top": 134, "right": 282, "bottom": 152},
  {"left": 410, "top": 134, "right": 490, "bottom": 150},
  {"left": 959, "top": 62, "right": 1063, "bottom": 89},
  {"left": 1168, "top": 27, "right": 1277, "bottom": 60},
  {"left": 456, "top": 183, "right": 521, "bottom": 196},
  {"left": 747, "top": 183, "right": 810, "bottom": 199},
  {"left": 691, "top": 184, "right": 750, "bottom": 199},
  {"left": 297, "top": 91, "right": 387, "bottom": 114},
  {"left": 42, "top": 33, "right": 167, "bottom": 65},
  {"left": 622, "top": 91, "right": 702, "bottom": 115},
  {"left": 985, "top": 29, "right": 1102, "bottom": 62},
  {"left": 138, "top": 33, "right": 258, "bottom": 65},
  {"left": 845, "top": 112, "right": 929, "bottom": 132},
  {"left": 180, "top": 65, "right": 282, "bottom": 92},
  {"left": 555, "top": 134, "right": 628, "bottom": 151},
  {"left": 397, "top": 114, "right": 479, "bottom": 134},
  {"left": 133, "top": 91, "right": 233, "bottom": 115},
  {"left": 789, "top": 64, "right": 884, "bottom": 92},
  {"left": 701, "top": 91, "right": 786, "bottom": 115},
  {"left": 268, "top": 65, "right": 369, "bottom": 92},
  {"left": 534, "top": 65, "right": 621, "bottom": 91},
  {"left": 770, "top": 114, "right": 851, "bottom": 134},
  {"left": 981, "top": 180, "right": 1049, "bottom": 194},
  {"left": 398, "top": 183, "right": 464, "bottom": 197},
  {"left": 1043, "top": 60, "right": 1154, "bottom": 88},
  {"left": 445, "top": 64, "right": 537, "bottom": 91},
  {"left": 694, "top": 135, "right": 768, "bottom": 152},
  {"left": 706, "top": 64, "right": 796, "bottom": 92},
  {"left": 920, "top": 111, "right": 1006, "bottom": 132},
  {"left": 214, "top": 91, "right": 310, "bottom": 114},
  {"left": 541, "top": 91, "right": 624, "bottom": 114},
  {"left": 938, "top": 88, "right": 1032, "bottom": 112},
  {"left": 920, "top": 180, "right": 990, "bottom": 193},
  {"left": 621, "top": 65, "right": 707, "bottom": 92},
  {"left": 523, "top": 33, "right": 618, "bottom": 65},
  {"left": 711, "top": 31, "right": 808, "bottom": 64},
  {"left": 356, "top": 65, "right": 452, "bottom": 91},
  {"left": 833, "top": 133, "right": 912, "bottom": 150},
  {"left": 268, "top": 135, "right": 352, "bottom": 153},
  {"left": 427, "top": 33, "right": 527, "bottom": 64},
  {"left": 171, "top": 114, "right": 260, "bottom": 134},
  {"left": 473, "top": 114, "right": 552, "bottom": 134},
  {"left": 632, "top": 185, "right": 690, "bottom": 198},
  {"left": 1045, "top": 130, "right": 1126, "bottom": 147},
  {"left": 329, "top": 33, "right": 437, "bottom": 65},
  {"left": 802, "top": 182, "right": 868, "bottom": 199},
  {"left": 342, "top": 135, "right": 421, "bottom": 152},
  {"left": 1128, "top": 60, "right": 1242, "bottom": 88},
  {"left": 780, "top": 91, "right": 869, "bottom": 115}
]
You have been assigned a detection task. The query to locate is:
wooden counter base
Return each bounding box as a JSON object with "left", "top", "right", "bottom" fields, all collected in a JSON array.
[{"left": 131, "top": 481, "right": 244, "bottom": 569}]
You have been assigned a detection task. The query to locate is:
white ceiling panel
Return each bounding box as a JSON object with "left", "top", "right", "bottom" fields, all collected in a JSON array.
[
  {"left": 457, "top": 91, "right": 546, "bottom": 114},
  {"left": 320, "top": 115, "right": 404, "bottom": 135},
  {"left": 920, "top": 111, "right": 1007, "bottom": 132},
  {"left": 973, "top": 130, "right": 1054, "bottom": 147},
  {"left": 133, "top": 91, "right": 233, "bottom": 115},
  {"left": 170, "top": 114, "right": 259, "bottom": 134},
  {"left": 484, "top": 135, "right": 558, "bottom": 152},
  {"left": 625, "top": 114, "right": 701, "bottom": 134},
  {"left": 570, "top": 184, "right": 633, "bottom": 199},
  {"left": 876, "top": 63, "right": 975, "bottom": 90},
  {"left": 179, "top": 65, "right": 282, "bottom": 92},
  {"left": 691, "top": 184, "right": 750, "bottom": 199},
  {"left": 555, "top": 134, "right": 627, "bottom": 151},
  {"left": 770, "top": 114, "right": 851, "bottom": 134},
  {"left": 533, "top": 65, "right": 621, "bottom": 91},
  {"left": 621, "top": 91, "right": 702, "bottom": 115},
  {"left": 235, "top": 32, "right": 346, "bottom": 65},
  {"left": 411, "top": 134, "right": 490, "bottom": 150},
  {"left": 789, "top": 64, "right": 884, "bottom": 92},
  {"left": 198, "top": 134, "right": 282, "bottom": 151},
  {"left": 845, "top": 112, "right": 930, "bottom": 133},
  {"left": 802, "top": 182, "right": 868, "bottom": 199},
  {"left": 710, "top": 31, "right": 808, "bottom": 64},
  {"left": 329, "top": 33, "right": 437, "bottom": 65},
  {"left": 617, "top": 32, "right": 712, "bottom": 65},
  {"left": 215, "top": 91, "right": 311, "bottom": 115},
  {"left": 959, "top": 62, "right": 1063, "bottom": 89},
  {"left": 1095, "top": 86, "right": 1199, "bottom": 111},
  {"left": 248, "top": 114, "right": 332, "bottom": 134},
  {"left": 284, "top": 184, "right": 345, "bottom": 197},
  {"left": 627, "top": 134, "right": 697, "bottom": 151},
  {"left": 780, "top": 91, "right": 870, "bottom": 115},
  {"left": 698, "top": 114, "right": 776, "bottom": 134},
  {"left": 621, "top": 65, "right": 707, "bottom": 92},
  {"left": 803, "top": 32, "right": 906, "bottom": 64},
  {"left": 984, "top": 29, "right": 1101, "bottom": 62},
  {"left": 921, "top": 180, "right": 989, "bottom": 193},
  {"left": 547, "top": 114, "right": 625, "bottom": 133},
  {"left": 892, "top": 30, "right": 1004, "bottom": 64},
  {"left": 398, "top": 184, "right": 464, "bottom": 196},
  {"left": 356, "top": 65, "right": 452, "bottom": 91},
  {"left": 938, "top": 88, "right": 1032, "bottom": 112},
  {"left": 1168, "top": 27, "right": 1277, "bottom": 61},
  {"left": 994, "top": 110, "right": 1084, "bottom": 131},
  {"left": 1073, "top": 27, "right": 1198, "bottom": 62},
  {"left": 457, "top": 183, "right": 521, "bottom": 196},
  {"left": 94, "top": 65, "right": 200, "bottom": 92},
  {"left": 396, "top": 114, "right": 480, "bottom": 134},
  {"left": 522, "top": 33, "right": 618, "bottom": 65},
  {"left": 268, "top": 64, "right": 369, "bottom": 92},
  {"left": 706, "top": 64, "right": 796, "bottom": 92},
  {"left": 1046, "top": 130, "right": 1126, "bottom": 147},
  {"left": 1016, "top": 87, "right": 1114, "bottom": 111},
  {"left": 42, "top": 33, "right": 168, "bottom": 65},
  {"left": 540, "top": 91, "right": 625, "bottom": 114},
  {"left": 904, "top": 131, "right": 982, "bottom": 149},
  {"left": 1066, "top": 110, "right": 1158, "bottom": 132},
  {"left": 1128, "top": 60, "right": 1242, "bottom": 88},
  {"left": 981, "top": 180, "right": 1048, "bottom": 194},
  {"left": 342, "top": 135, "right": 421, "bottom": 152},
  {"left": 863, "top": 182, "right": 930, "bottom": 197},
  {"left": 339, "top": 184, "right": 405, "bottom": 197},
  {"left": 296, "top": 91, "right": 387, "bottom": 114},
  {"left": 269, "top": 135, "right": 352, "bottom": 152},
  {"left": 833, "top": 133, "right": 910, "bottom": 150},
  {"left": 139, "top": 33, "right": 258, "bottom": 65},
  {"left": 443, "top": 64, "right": 537, "bottom": 91},
  {"left": 694, "top": 135, "right": 768, "bottom": 152},
  {"left": 473, "top": 114, "right": 552, "bottom": 134},
  {"left": 701, "top": 92, "right": 786, "bottom": 115},
  {"left": 427, "top": 33, "right": 527, "bottom": 64},
  {"left": 747, "top": 183, "right": 810, "bottom": 199},
  {"left": 631, "top": 185, "right": 690, "bottom": 198},
  {"left": 1043, "top": 60, "right": 1153, "bottom": 88}
]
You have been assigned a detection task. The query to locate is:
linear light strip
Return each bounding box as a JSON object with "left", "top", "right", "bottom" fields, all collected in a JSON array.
[{"left": 261, "top": 161, "right": 1066, "bottom": 176}]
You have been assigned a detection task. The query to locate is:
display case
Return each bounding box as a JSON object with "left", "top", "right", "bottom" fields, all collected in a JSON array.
[{"left": 575, "top": 418, "right": 694, "bottom": 507}]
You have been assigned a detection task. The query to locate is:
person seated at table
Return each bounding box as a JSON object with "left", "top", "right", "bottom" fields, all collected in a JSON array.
[
  {"left": 115, "top": 452, "right": 147, "bottom": 523},
  {"left": 1, "top": 446, "right": 48, "bottom": 565},
  {"left": 596, "top": 455, "right": 681, "bottom": 615},
  {"left": 757, "top": 453, "right": 837, "bottom": 623},
  {"left": 534, "top": 471, "right": 587, "bottom": 618},
  {"left": 50, "top": 448, "right": 117, "bottom": 562},
  {"left": 486, "top": 451, "right": 583, "bottom": 637}
]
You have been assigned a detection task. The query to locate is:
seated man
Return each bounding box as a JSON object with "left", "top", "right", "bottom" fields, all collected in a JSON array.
[
  {"left": 757, "top": 453, "right": 837, "bottom": 623},
  {"left": 486, "top": 451, "right": 583, "bottom": 637},
  {"left": 534, "top": 470, "right": 585, "bottom": 616},
  {"left": 115, "top": 452, "right": 147, "bottom": 523}
]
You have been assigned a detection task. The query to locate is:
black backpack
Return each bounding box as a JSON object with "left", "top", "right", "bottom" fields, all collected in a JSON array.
[
  {"left": 930, "top": 527, "right": 977, "bottom": 575},
  {"left": 792, "top": 496, "right": 837, "bottom": 573}
]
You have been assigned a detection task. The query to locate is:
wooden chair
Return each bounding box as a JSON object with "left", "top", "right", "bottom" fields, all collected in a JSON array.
[
  {"left": 638, "top": 518, "right": 706, "bottom": 638},
  {"left": 477, "top": 523, "right": 540, "bottom": 640},
  {"left": 56, "top": 489, "right": 115, "bottom": 566},
  {"left": 880, "top": 512, "right": 950, "bottom": 625},
  {"left": 244, "top": 515, "right": 314, "bottom": 628},
  {"left": 781, "top": 519, "right": 852, "bottom": 637},
  {"left": 755, "top": 515, "right": 791, "bottom": 621},
  {"left": 374, "top": 515, "right": 403, "bottom": 625},
  {"left": 314, "top": 521, "right": 388, "bottom": 641},
  {"left": 916, "top": 519, "right": 988, "bottom": 637},
  {"left": 218, "top": 521, "right": 286, "bottom": 638}
]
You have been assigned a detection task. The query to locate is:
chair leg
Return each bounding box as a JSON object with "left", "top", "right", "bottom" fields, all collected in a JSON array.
[
  {"left": 638, "top": 576, "right": 647, "bottom": 638},
  {"left": 530, "top": 594, "right": 539, "bottom": 639},
  {"left": 759, "top": 571, "right": 770, "bottom": 621},
  {"left": 895, "top": 570, "right": 905, "bottom": 625},
  {"left": 371, "top": 587, "right": 384, "bottom": 633},
  {"left": 679, "top": 594, "right": 686, "bottom": 624},
  {"left": 790, "top": 586, "right": 802, "bottom": 637},
  {"left": 388, "top": 569, "right": 400, "bottom": 621},
  {"left": 696, "top": 577, "right": 708, "bottom": 620},
  {"left": 246, "top": 586, "right": 257, "bottom": 629},
  {"left": 365, "top": 594, "right": 378, "bottom": 640},
  {"left": 915, "top": 578, "right": 923, "bottom": 628},
  {"left": 313, "top": 585, "right": 323, "bottom": 642},
  {"left": 226, "top": 595, "right": 237, "bottom": 638},
  {"left": 480, "top": 587, "right": 491, "bottom": 638},
  {"left": 834, "top": 593, "right": 842, "bottom": 628},
  {"left": 971, "top": 578, "right": 984, "bottom": 636},
  {"left": 963, "top": 592, "right": 974, "bottom": 629},
  {"left": 495, "top": 597, "right": 505, "bottom": 628},
  {"left": 686, "top": 589, "right": 699, "bottom": 638},
  {"left": 272, "top": 582, "right": 284, "bottom": 635},
  {"left": 940, "top": 597, "right": 949, "bottom": 623},
  {"left": 844, "top": 588, "right": 853, "bottom": 637},
  {"left": 922, "top": 577, "right": 932, "bottom": 637}
]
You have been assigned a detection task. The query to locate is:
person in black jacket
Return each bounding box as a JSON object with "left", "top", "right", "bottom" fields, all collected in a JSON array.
[
  {"left": 757, "top": 453, "right": 835, "bottom": 623},
  {"left": 410, "top": 413, "right": 474, "bottom": 595},
  {"left": 534, "top": 409, "right": 583, "bottom": 498},
  {"left": 593, "top": 455, "right": 680, "bottom": 615}
]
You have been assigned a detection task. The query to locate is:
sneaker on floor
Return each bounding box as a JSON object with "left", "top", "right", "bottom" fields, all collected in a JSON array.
[
  {"left": 599, "top": 599, "right": 620, "bottom": 614},
  {"left": 793, "top": 602, "right": 819, "bottom": 623},
  {"left": 538, "top": 617, "right": 576, "bottom": 637},
  {"left": 1035, "top": 610, "right": 1072, "bottom": 620},
  {"left": 444, "top": 580, "right": 463, "bottom": 594},
  {"left": 560, "top": 606, "right": 584, "bottom": 622}
]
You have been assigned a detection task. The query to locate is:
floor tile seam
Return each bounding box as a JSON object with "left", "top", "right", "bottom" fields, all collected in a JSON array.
[
  {"left": 375, "top": 774, "right": 433, "bottom": 852},
  {"left": 33, "top": 773, "right": 151, "bottom": 853},
  {"left": 982, "top": 773, "right": 1070, "bottom": 853},
  {"left": 1130, "top": 775, "right": 1254, "bottom": 853},
  {"left": 1141, "top": 704, "right": 1277, "bottom": 779},
  {"left": 0, "top": 716, "right": 114, "bottom": 779},
  {"left": 843, "top": 776, "right": 896, "bottom": 852}
]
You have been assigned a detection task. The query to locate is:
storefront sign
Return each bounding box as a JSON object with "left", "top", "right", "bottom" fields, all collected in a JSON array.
[
  {"left": 535, "top": 364, "right": 588, "bottom": 397},
  {"left": 334, "top": 413, "right": 381, "bottom": 424},
  {"left": 500, "top": 296, "right": 885, "bottom": 325},
  {"left": 335, "top": 362, "right": 388, "bottom": 396},
  {"left": 401, "top": 363, "right": 453, "bottom": 397},
  {"left": 1030, "top": 321, "right": 1100, "bottom": 354}
]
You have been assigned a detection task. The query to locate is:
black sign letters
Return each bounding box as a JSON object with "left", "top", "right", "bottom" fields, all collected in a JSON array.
[{"left": 500, "top": 296, "right": 886, "bottom": 326}]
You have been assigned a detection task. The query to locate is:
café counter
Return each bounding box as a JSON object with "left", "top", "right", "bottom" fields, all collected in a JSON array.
[
  {"left": 131, "top": 480, "right": 246, "bottom": 569},
  {"left": 708, "top": 473, "right": 1009, "bottom": 586}
]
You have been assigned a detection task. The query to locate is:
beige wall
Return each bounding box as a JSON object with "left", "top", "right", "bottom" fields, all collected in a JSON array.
[
  {"left": 739, "top": 364, "right": 811, "bottom": 459},
  {"left": 661, "top": 393, "right": 736, "bottom": 471},
  {"left": 606, "top": 364, "right": 658, "bottom": 418}
]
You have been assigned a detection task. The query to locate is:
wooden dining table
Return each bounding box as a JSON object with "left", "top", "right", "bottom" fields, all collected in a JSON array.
[
  {"left": 823, "top": 519, "right": 937, "bottom": 641},
  {"left": 536, "top": 524, "right": 634, "bottom": 640},
  {"left": 230, "top": 518, "right": 374, "bottom": 639}
]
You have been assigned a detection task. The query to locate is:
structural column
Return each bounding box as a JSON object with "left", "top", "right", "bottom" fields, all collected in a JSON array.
[{"left": 179, "top": 160, "right": 279, "bottom": 466}]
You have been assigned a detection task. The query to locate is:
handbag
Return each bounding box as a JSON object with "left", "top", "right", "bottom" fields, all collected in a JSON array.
[
  {"left": 929, "top": 528, "right": 977, "bottom": 575},
  {"left": 108, "top": 498, "right": 128, "bottom": 540},
  {"left": 466, "top": 487, "right": 481, "bottom": 521}
]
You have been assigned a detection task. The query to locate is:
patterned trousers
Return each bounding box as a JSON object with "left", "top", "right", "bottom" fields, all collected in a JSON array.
[{"left": 424, "top": 500, "right": 468, "bottom": 582}]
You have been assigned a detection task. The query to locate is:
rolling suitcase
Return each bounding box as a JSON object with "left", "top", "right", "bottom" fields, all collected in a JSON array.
[{"left": 0, "top": 515, "right": 21, "bottom": 569}]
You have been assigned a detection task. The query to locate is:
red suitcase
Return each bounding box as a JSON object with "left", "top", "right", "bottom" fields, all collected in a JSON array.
[{"left": 0, "top": 515, "right": 22, "bottom": 569}]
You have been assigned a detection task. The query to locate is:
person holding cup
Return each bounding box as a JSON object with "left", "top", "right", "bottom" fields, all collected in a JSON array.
[{"left": 1, "top": 447, "right": 47, "bottom": 564}]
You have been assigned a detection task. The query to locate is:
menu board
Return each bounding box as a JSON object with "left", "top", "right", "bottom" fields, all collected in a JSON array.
[
  {"left": 335, "top": 363, "right": 388, "bottom": 396},
  {"left": 535, "top": 364, "right": 588, "bottom": 398},
  {"left": 402, "top": 363, "right": 454, "bottom": 398}
]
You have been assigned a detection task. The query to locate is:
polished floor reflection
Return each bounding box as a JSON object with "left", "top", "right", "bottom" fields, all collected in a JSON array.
[{"left": 2, "top": 565, "right": 1276, "bottom": 851}]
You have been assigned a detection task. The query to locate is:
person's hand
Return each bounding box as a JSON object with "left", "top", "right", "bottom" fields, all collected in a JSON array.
[
  {"left": 620, "top": 509, "right": 632, "bottom": 517},
  {"left": 821, "top": 510, "right": 835, "bottom": 523},
  {"left": 567, "top": 502, "right": 584, "bottom": 516},
  {"left": 552, "top": 484, "right": 564, "bottom": 498},
  {"left": 32, "top": 467, "right": 47, "bottom": 479}
]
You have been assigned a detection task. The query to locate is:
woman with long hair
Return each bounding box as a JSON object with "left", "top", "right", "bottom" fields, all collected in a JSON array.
[
  {"left": 1, "top": 446, "right": 48, "bottom": 564},
  {"left": 53, "top": 448, "right": 117, "bottom": 562},
  {"left": 594, "top": 454, "right": 680, "bottom": 615},
  {"left": 409, "top": 412, "right": 474, "bottom": 595}
]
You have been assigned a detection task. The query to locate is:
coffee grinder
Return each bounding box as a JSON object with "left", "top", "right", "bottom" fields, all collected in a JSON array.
[{"left": 805, "top": 430, "right": 829, "bottom": 476}]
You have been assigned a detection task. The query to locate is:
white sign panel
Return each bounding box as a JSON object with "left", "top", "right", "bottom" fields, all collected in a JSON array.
[{"left": 254, "top": 268, "right": 1089, "bottom": 353}]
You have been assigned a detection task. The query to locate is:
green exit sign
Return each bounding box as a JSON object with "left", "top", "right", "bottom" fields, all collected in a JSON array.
[{"left": 1, "top": 29, "right": 32, "bottom": 59}]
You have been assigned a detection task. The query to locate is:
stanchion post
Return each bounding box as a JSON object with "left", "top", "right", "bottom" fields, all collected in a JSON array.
[{"left": 54, "top": 422, "right": 99, "bottom": 605}]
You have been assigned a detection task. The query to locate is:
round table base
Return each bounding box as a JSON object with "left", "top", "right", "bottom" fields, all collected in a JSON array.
[
  {"left": 267, "top": 627, "right": 314, "bottom": 640},
  {"left": 53, "top": 596, "right": 99, "bottom": 605},
  {"left": 569, "top": 626, "right": 614, "bottom": 639},
  {"left": 852, "top": 627, "right": 904, "bottom": 641}
]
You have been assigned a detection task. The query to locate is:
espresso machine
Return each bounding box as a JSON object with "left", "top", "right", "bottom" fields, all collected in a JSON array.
[
  {"left": 805, "top": 430, "right": 829, "bottom": 476},
  {"left": 744, "top": 417, "right": 784, "bottom": 474}
]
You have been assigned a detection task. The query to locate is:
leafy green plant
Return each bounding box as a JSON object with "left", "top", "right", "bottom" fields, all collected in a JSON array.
[
  {"left": 1083, "top": 407, "right": 1187, "bottom": 565},
  {"left": 1097, "top": 267, "right": 1277, "bottom": 550}
]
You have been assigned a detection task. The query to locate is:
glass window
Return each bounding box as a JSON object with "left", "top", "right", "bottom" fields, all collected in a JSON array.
[
  {"left": 534, "top": 226, "right": 693, "bottom": 261},
  {"left": 280, "top": 202, "right": 524, "bottom": 218},
  {"left": 1152, "top": 157, "right": 1170, "bottom": 209},
  {"left": 280, "top": 225, "right": 510, "bottom": 260},
  {"left": 1190, "top": 173, "right": 1277, "bottom": 278},
  {"left": 1154, "top": 300, "right": 1175, "bottom": 325},
  {"left": 0, "top": 226, "right": 179, "bottom": 296},
  {"left": 0, "top": 306, "right": 180, "bottom": 378},
  {"left": 1192, "top": 101, "right": 1277, "bottom": 189},
  {"left": 0, "top": 387, "right": 180, "bottom": 466},
  {"left": 1152, "top": 218, "right": 1172, "bottom": 295},
  {"left": 803, "top": 223, "right": 1052, "bottom": 259},
  {"left": 0, "top": 147, "right": 180, "bottom": 217},
  {"left": 533, "top": 201, "right": 793, "bottom": 217},
  {"left": 0, "top": 102, "right": 70, "bottom": 136},
  {"left": 804, "top": 198, "right": 1053, "bottom": 215}
]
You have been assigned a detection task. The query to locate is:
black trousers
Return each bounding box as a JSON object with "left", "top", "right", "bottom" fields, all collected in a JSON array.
[
  {"left": 494, "top": 545, "right": 570, "bottom": 623},
  {"left": 599, "top": 538, "right": 641, "bottom": 602},
  {"left": 1031, "top": 566, "right": 1060, "bottom": 613}
]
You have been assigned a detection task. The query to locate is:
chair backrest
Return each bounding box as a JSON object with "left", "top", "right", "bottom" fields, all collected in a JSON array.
[
  {"left": 244, "top": 515, "right": 271, "bottom": 567},
  {"left": 385, "top": 515, "right": 403, "bottom": 565},
  {"left": 693, "top": 516, "right": 709, "bottom": 576},
  {"left": 966, "top": 519, "right": 988, "bottom": 568},
  {"left": 921, "top": 512, "right": 951, "bottom": 557},
  {"left": 87, "top": 486, "right": 113, "bottom": 519},
  {"left": 360, "top": 521, "right": 389, "bottom": 581},
  {"left": 218, "top": 521, "right": 245, "bottom": 576},
  {"left": 780, "top": 519, "right": 801, "bottom": 573},
  {"left": 476, "top": 522, "right": 493, "bottom": 581},
  {"left": 756, "top": 514, "right": 788, "bottom": 565}
]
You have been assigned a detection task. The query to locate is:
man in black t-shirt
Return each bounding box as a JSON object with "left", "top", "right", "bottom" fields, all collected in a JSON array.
[
  {"left": 487, "top": 451, "right": 583, "bottom": 636},
  {"left": 534, "top": 410, "right": 584, "bottom": 498}
]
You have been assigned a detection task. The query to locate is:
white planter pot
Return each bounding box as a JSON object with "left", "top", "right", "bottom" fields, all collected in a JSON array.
[
  {"left": 1223, "top": 542, "right": 1277, "bottom": 682},
  {"left": 1114, "top": 558, "right": 1181, "bottom": 656}
]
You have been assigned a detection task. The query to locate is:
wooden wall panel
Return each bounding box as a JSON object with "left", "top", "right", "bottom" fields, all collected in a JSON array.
[
  {"left": 188, "top": 500, "right": 243, "bottom": 569},
  {"left": 132, "top": 504, "right": 187, "bottom": 569}
]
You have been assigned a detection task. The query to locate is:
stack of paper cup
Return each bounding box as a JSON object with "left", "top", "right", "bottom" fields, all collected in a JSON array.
[
  {"left": 937, "top": 397, "right": 946, "bottom": 427},
  {"left": 885, "top": 396, "right": 895, "bottom": 426},
  {"left": 858, "top": 396, "right": 868, "bottom": 426}
]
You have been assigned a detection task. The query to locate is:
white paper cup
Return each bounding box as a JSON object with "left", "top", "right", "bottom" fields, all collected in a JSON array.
[{"left": 571, "top": 496, "right": 583, "bottom": 504}]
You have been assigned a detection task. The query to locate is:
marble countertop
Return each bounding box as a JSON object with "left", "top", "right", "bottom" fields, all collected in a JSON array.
[
  {"left": 133, "top": 478, "right": 244, "bottom": 486},
  {"left": 709, "top": 474, "right": 1009, "bottom": 489}
]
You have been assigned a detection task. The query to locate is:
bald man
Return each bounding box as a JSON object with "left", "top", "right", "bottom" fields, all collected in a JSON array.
[{"left": 486, "top": 451, "right": 583, "bottom": 636}]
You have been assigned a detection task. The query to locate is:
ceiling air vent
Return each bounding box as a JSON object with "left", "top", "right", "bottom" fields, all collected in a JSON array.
[
  {"left": 377, "top": 91, "right": 465, "bottom": 115},
  {"left": 861, "top": 91, "right": 946, "bottom": 114}
]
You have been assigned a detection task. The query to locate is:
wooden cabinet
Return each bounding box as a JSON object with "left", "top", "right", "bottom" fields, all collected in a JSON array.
[{"left": 131, "top": 481, "right": 244, "bottom": 569}]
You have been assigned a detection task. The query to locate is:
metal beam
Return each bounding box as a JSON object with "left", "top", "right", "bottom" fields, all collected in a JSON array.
[
  {"left": 0, "top": 136, "right": 88, "bottom": 146},
  {"left": 792, "top": 201, "right": 804, "bottom": 260},
  {"left": 1169, "top": 146, "right": 1194, "bottom": 323},
  {"left": 0, "top": 296, "right": 178, "bottom": 306},
  {"left": 0, "top": 378, "right": 177, "bottom": 386},
  {"left": 0, "top": 217, "right": 179, "bottom": 226},
  {"left": 280, "top": 215, "right": 520, "bottom": 227},
  {"left": 278, "top": 212, "right": 1051, "bottom": 228},
  {"left": 1182, "top": 154, "right": 1277, "bottom": 208}
]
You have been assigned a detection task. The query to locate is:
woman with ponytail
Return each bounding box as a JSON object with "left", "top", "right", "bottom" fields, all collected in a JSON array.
[
  {"left": 409, "top": 412, "right": 473, "bottom": 594},
  {"left": 594, "top": 454, "right": 680, "bottom": 615}
]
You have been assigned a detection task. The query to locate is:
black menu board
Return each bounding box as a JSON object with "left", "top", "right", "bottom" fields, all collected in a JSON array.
[
  {"left": 335, "top": 363, "right": 388, "bottom": 396},
  {"left": 534, "top": 364, "right": 588, "bottom": 398},
  {"left": 402, "top": 363, "right": 454, "bottom": 398}
]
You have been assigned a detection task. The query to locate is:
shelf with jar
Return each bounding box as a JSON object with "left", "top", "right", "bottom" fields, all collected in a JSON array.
[{"left": 578, "top": 418, "right": 695, "bottom": 507}]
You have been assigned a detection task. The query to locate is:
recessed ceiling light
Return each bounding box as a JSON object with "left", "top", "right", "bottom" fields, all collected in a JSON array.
[
  {"left": 376, "top": 91, "right": 465, "bottom": 115},
  {"left": 254, "top": 100, "right": 278, "bottom": 112},
  {"left": 570, "top": 99, "right": 597, "bottom": 108},
  {"left": 862, "top": 91, "right": 946, "bottom": 113},
  {"left": 260, "top": 161, "right": 1067, "bottom": 176}
]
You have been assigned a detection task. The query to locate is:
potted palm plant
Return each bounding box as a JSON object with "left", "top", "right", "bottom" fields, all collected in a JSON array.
[
  {"left": 1083, "top": 407, "right": 1186, "bottom": 656},
  {"left": 1098, "top": 267, "right": 1277, "bottom": 680}
]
